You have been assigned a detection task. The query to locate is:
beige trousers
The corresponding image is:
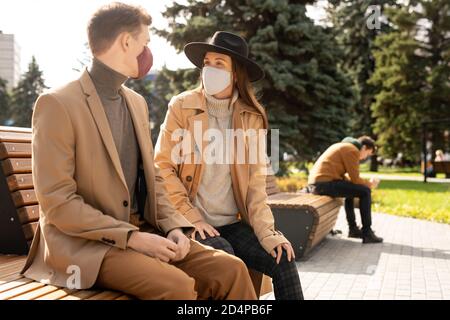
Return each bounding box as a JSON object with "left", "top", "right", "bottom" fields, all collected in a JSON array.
[{"left": 95, "top": 239, "right": 257, "bottom": 300}]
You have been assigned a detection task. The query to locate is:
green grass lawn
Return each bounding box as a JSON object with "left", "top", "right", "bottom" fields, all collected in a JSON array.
[
  {"left": 360, "top": 163, "right": 448, "bottom": 179},
  {"left": 371, "top": 180, "right": 450, "bottom": 224}
]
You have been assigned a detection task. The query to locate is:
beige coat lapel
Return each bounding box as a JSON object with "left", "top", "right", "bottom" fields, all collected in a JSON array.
[
  {"left": 230, "top": 100, "right": 250, "bottom": 215},
  {"left": 120, "top": 87, "right": 157, "bottom": 226},
  {"left": 183, "top": 89, "right": 209, "bottom": 159},
  {"left": 79, "top": 70, "right": 127, "bottom": 190}
]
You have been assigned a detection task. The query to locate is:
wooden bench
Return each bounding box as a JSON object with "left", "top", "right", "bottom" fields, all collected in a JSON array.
[
  {"left": 265, "top": 174, "right": 342, "bottom": 259},
  {"left": 0, "top": 125, "right": 272, "bottom": 300},
  {"left": 433, "top": 161, "right": 450, "bottom": 178}
]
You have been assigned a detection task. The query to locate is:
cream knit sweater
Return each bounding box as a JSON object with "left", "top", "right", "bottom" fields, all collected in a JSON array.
[{"left": 193, "top": 91, "right": 240, "bottom": 227}]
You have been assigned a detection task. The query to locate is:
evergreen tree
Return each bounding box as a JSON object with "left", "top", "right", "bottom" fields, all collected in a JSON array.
[
  {"left": 327, "top": 0, "right": 399, "bottom": 171},
  {"left": 369, "top": 4, "right": 427, "bottom": 162},
  {"left": 127, "top": 67, "right": 200, "bottom": 143},
  {"left": 0, "top": 77, "right": 11, "bottom": 125},
  {"left": 419, "top": 0, "right": 450, "bottom": 152},
  {"left": 11, "top": 56, "right": 47, "bottom": 127},
  {"left": 369, "top": 0, "right": 450, "bottom": 162},
  {"left": 155, "top": 0, "right": 355, "bottom": 163},
  {"left": 327, "top": 0, "right": 395, "bottom": 137}
]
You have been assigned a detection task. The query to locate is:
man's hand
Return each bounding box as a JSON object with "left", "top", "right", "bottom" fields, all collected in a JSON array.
[
  {"left": 127, "top": 231, "right": 177, "bottom": 263},
  {"left": 167, "top": 228, "right": 190, "bottom": 262},
  {"left": 369, "top": 177, "right": 380, "bottom": 189},
  {"left": 270, "top": 242, "right": 295, "bottom": 264},
  {"left": 191, "top": 221, "right": 220, "bottom": 240}
]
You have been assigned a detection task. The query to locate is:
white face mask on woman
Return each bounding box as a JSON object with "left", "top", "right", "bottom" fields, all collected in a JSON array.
[{"left": 202, "top": 66, "right": 232, "bottom": 96}]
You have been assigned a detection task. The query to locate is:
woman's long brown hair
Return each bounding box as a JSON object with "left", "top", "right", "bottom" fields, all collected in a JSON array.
[{"left": 232, "top": 59, "right": 269, "bottom": 130}]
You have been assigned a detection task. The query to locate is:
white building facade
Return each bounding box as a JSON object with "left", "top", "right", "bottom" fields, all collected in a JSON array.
[{"left": 0, "top": 31, "right": 21, "bottom": 91}]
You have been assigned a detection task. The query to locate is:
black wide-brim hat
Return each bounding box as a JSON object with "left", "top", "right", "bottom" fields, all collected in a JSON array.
[{"left": 184, "top": 31, "right": 265, "bottom": 82}]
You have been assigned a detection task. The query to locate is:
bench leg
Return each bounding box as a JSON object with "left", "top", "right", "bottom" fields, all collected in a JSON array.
[{"left": 248, "top": 268, "right": 273, "bottom": 298}]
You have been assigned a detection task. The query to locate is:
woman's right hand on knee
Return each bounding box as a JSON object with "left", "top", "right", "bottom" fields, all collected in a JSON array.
[
  {"left": 127, "top": 231, "right": 178, "bottom": 263},
  {"left": 191, "top": 221, "right": 220, "bottom": 240}
]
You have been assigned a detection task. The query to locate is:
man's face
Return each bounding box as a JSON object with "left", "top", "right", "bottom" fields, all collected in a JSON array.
[
  {"left": 359, "top": 146, "right": 373, "bottom": 161},
  {"left": 123, "top": 24, "right": 150, "bottom": 78}
]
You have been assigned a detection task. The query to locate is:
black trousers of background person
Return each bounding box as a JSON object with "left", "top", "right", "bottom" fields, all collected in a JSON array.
[{"left": 309, "top": 180, "right": 372, "bottom": 234}]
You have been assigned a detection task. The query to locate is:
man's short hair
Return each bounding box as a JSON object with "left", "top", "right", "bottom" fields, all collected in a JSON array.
[
  {"left": 87, "top": 2, "right": 152, "bottom": 55},
  {"left": 358, "top": 136, "right": 377, "bottom": 152}
]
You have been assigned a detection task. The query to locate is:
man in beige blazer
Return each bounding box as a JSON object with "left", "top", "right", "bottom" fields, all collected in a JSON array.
[{"left": 21, "top": 2, "right": 256, "bottom": 300}]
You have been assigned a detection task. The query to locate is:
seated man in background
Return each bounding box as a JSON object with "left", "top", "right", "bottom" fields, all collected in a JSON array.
[{"left": 307, "top": 136, "right": 383, "bottom": 244}]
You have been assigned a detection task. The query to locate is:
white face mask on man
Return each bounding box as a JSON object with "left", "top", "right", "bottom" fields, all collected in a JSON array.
[{"left": 202, "top": 66, "right": 232, "bottom": 96}]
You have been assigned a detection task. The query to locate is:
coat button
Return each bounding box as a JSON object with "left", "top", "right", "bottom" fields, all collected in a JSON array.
[
  {"left": 186, "top": 176, "right": 193, "bottom": 182},
  {"left": 123, "top": 201, "right": 129, "bottom": 207}
]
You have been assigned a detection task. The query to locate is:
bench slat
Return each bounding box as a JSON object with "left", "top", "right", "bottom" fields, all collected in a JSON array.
[
  {"left": 0, "top": 131, "right": 32, "bottom": 143},
  {"left": 0, "top": 274, "right": 23, "bottom": 286},
  {"left": 18, "top": 205, "right": 40, "bottom": 224},
  {"left": 12, "top": 189, "right": 38, "bottom": 207},
  {"left": 87, "top": 290, "right": 123, "bottom": 300},
  {"left": 0, "top": 142, "right": 32, "bottom": 160},
  {"left": 36, "top": 288, "right": 77, "bottom": 300},
  {"left": 0, "top": 281, "right": 46, "bottom": 300},
  {"left": 11, "top": 285, "right": 60, "bottom": 300},
  {"left": 2, "top": 158, "right": 32, "bottom": 175},
  {"left": 60, "top": 290, "right": 100, "bottom": 300},
  {"left": 0, "top": 260, "right": 26, "bottom": 275},
  {"left": 315, "top": 211, "right": 340, "bottom": 236},
  {"left": 314, "top": 200, "right": 342, "bottom": 220},
  {"left": 0, "top": 278, "right": 35, "bottom": 295},
  {"left": 310, "top": 216, "right": 340, "bottom": 248},
  {"left": 315, "top": 206, "right": 341, "bottom": 227},
  {"left": 7, "top": 174, "right": 34, "bottom": 192},
  {"left": 22, "top": 222, "right": 39, "bottom": 241},
  {"left": 0, "top": 126, "right": 32, "bottom": 134},
  {"left": 0, "top": 266, "right": 26, "bottom": 280},
  {"left": 268, "top": 192, "right": 324, "bottom": 208},
  {"left": 0, "top": 257, "right": 26, "bottom": 273},
  {"left": 0, "top": 255, "right": 26, "bottom": 265}
]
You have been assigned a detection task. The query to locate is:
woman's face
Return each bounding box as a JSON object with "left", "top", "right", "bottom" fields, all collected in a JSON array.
[
  {"left": 202, "top": 51, "right": 235, "bottom": 98},
  {"left": 203, "top": 52, "right": 233, "bottom": 72}
]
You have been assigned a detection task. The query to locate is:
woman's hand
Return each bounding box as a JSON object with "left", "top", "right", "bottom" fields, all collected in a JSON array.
[
  {"left": 191, "top": 221, "right": 220, "bottom": 240},
  {"left": 270, "top": 242, "right": 295, "bottom": 264}
]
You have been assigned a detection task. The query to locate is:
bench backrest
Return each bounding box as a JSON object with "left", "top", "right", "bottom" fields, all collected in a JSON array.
[
  {"left": 433, "top": 161, "right": 450, "bottom": 174},
  {"left": 0, "top": 126, "right": 36, "bottom": 254}
]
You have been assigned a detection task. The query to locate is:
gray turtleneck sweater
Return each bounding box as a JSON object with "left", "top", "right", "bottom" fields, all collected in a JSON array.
[
  {"left": 88, "top": 58, "right": 140, "bottom": 214},
  {"left": 193, "top": 91, "right": 239, "bottom": 227}
]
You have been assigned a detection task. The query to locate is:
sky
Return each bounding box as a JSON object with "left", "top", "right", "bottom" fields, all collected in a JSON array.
[{"left": 0, "top": 0, "right": 327, "bottom": 88}]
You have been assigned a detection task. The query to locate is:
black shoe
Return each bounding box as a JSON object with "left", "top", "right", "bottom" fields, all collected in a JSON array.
[
  {"left": 348, "top": 226, "right": 363, "bottom": 239},
  {"left": 362, "top": 229, "right": 383, "bottom": 244}
]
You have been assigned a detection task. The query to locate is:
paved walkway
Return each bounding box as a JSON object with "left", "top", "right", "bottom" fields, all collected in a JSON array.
[
  {"left": 262, "top": 208, "right": 450, "bottom": 300},
  {"left": 361, "top": 173, "right": 449, "bottom": 184}
]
